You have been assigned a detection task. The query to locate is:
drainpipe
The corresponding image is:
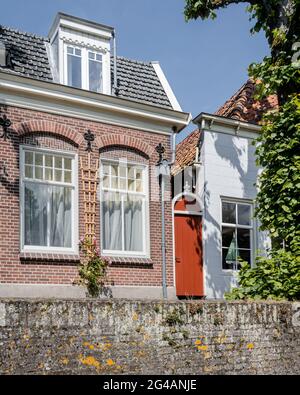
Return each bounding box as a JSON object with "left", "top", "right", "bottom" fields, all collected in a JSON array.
[
  {"left": 112, "top": 29, "right": 117, "bottom": 95},
  {"left": 156, "top": 126, "right": 177, "bottom": 300},
  {"left": 160, "top": 173, "right": 168, "bottom": 299}
]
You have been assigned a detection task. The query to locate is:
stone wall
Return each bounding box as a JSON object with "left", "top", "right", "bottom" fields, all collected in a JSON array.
[{"left": 0, "top": 299, "right": 299, "bottom": 375}]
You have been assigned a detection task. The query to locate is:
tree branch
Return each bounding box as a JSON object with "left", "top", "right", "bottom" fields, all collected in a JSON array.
[{"left": 184, "top": 0, "right": 257, "bottom": 20}]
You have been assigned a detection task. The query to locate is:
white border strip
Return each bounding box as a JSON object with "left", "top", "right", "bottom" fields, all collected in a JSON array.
[{"left": 151, "top": 62, "right": 182, "bottom": 111}]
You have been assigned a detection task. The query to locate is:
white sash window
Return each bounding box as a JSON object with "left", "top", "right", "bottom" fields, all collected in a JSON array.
[
  {"left": 221, "top": 200, "right": 253, "bottom": 270},
  {"left": 20, "top": 147, "right": 78, "bottom": 254},
  {"left": 100, "top": 160, "right": 149, "bottom": 257}
]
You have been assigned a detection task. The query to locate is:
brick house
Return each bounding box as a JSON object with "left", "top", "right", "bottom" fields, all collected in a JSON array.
[
  {"left": 0, "top": 13, "right": 190, "bottom": 299},
  {"left": 172, "top": 80, "right": 278, "bottom": 299}
]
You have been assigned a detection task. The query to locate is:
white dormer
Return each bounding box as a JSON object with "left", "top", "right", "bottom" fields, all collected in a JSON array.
[{"left": 48, "top": 13, "right": 113, "bottom": 95}]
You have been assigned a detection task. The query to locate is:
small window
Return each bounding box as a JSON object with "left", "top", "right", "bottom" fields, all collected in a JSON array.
[
  {"left": 101, "top": 161, "right": 148, "bottom": 257},
  {"left": 64, "top": 45, "right": 104, "bottom": 93},
  {"left": 88, "top": 51, "right": 103, "bottom": 93},
  {"left": 221, "top": 200, "right": 253, "bottom": 270},
  {"left": 67, "top": 46, "right": 82, "bottom": 89},
  {"left": 21, "top": 148, "right": 77, "bottom": 253}
]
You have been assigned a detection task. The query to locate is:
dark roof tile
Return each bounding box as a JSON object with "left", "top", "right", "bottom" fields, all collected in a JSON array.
[{"left": 0, "top": 25, "right": 173, "bottom": 109}]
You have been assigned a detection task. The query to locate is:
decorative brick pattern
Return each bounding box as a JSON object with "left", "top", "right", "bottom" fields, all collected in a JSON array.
[
  {"left": 14, "top": 120, "right": 84, "bottom": 146},
  {"left": 0, "top": 300, "right": 298, "bottom": 375},
  {"left": 96, "top": 134, "right": 155, "bottom": 158},
  {"left": 0, "top": 105, "right": 174, "bottom": 289}
]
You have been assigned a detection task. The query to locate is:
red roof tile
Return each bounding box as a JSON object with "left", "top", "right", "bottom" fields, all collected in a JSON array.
[
  {"left": 172, "top": 129, "right": 200, "bottom": 175},
  {"left": 215, "top": 79, "right": 278, "bottom": 124}
]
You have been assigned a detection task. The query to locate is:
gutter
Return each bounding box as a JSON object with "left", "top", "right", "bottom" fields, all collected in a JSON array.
[
  {"left": 193, "top": 112, "right": 261, "bottom": 133},
  {"left": 0, "top": 71, "right": 191, "bottom": 132}
]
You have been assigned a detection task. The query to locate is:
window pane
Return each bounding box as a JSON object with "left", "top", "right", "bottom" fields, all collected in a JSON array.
[
  {"left": 222, "top": 202, "right": 236, "bottom": 224},
  {"left": 124, "top": 195, "right": 143, "bottom": 252},
  {"left": 54, "top": 169, "right": 62, "bottom": 182},
  {"left": 238, "top": 204, "right": 251, "bottom": 226},
  {"left": 25, "top": 183, "right": 72, "bottom": 248},
  {"left": 222, "top": 248, "right": 239, "bottom": 270},
  {"left": 111, "top": 165, "right": 118, "bottom": 177},
  {"left": 128, "top": 179, "right": 135, "bottom": 191},
  {"left": 55, "top": 156, "right": 63, "bottom": 169},
  {"left": 103, "top": 176, "right": 109, "bottom": 188},
  {"left": 64, "top": 171, "right": 72, "bottom": 183},
  {"left": 103, "top": 164, "right": 110, "bottom": 175},
  {"left": 67, "top": 53, "right": 82, "bottom": 88},
  {"left": 238, "top": 249, "right": 251, "bottom": 265},
  {"left": 64, "top": 158, "right": 71, "bottom": 170},
  {"left": 237, "top": 228, "right": 251, "bottom": 249},
  {"left": 24, "top": 183, "right": 48, "bottom": 246},
  {"left": 102, "top": 192, "right": 122, "bottom": 251},
  {"left": 50, "top": 186, "right": 72, "bottom": 248},
  {"left": 35, "top": 153, "right": 43, "bottom": 166},
  {"left": 35, "top": 167, "right": 43, "bottom": 180},
  {"left": 45, "top": 168, "right": 53, "bottom": 181},
  {"left": 25, "top": 151, "right": 33, "bottom": 164},
  {"left": 89, "top": 58, "right": 103, "bottom": 93},
  {"left": 111, "top": 176, "right": 118, "bottom": 189},
  {"left": 25, "top": 165, "right": 33, "bottom": 178},
  {"left": 136, "top": 180, "right": 142, "bottom": 192},
  {"left": 120, "top": 178, "right": 126, "bottom": 190},
  {"left": 45, "top": 155, "right": 52, "bottom": 167},
  {"left": 222, "top": 227, "right": 236, "bottom": 248},
  {"left": 119, "top": 166, "right": 126, "bottom": 178}
]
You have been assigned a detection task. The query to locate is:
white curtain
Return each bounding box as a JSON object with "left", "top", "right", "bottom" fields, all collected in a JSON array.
[
  {"left": 50, "top": 186, "right": 72, "bottom": 248},
  {"left": 24, "top": 183, "right": 72, "bottom": 248},
  {"left": 124, "top": 194, "right": 143, "bottom": 252},
  {"left": 25, "top": 183, "right": 48, "bottom": 246},
  {"left": 102, "top": 192, "right": 122, "bottom": 251}
]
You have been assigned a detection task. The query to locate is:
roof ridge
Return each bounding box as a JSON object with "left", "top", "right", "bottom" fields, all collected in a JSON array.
[
  {"left": 114, "top": 55, "right": 153, "bottom": 66},
  {"left": 0, "top": 25, "right": 48, "bottom": 42}
]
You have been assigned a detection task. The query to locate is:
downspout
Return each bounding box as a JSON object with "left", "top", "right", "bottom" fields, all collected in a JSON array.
[
  {"left": 157, "top": 126, "right": 177, "bottom": 300},
  {"left": 160, "top": 173, "right": 167, "bottom": 300},
  {"left": 112, "top": 29, "right": 117, "bottom": 95}
]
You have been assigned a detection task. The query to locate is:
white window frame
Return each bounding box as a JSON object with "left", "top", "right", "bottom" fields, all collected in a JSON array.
[
  {"left": 19, "top": 145, "right": 79, "bottom": 255},
  {"left": 100, "top": 158, "right": 150, "bottom": 259},
  {"left": 220, "top": 198, "right": 254, "bottom": 272},
  {"left": 63, "top": 43, "right": 104, "bottom": 92}
]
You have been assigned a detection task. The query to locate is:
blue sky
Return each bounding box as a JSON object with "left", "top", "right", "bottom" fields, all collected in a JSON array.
[{"left": 0, "top": 0, "right": 269, "bottom": 141}]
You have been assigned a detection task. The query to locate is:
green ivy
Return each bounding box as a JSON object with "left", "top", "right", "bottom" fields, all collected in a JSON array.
[{"left": 225, "top": 250, "right": 300, "bottom": 301}]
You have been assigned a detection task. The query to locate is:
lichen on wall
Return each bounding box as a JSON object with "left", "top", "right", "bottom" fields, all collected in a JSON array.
[{"left": 0, "top": 300, "right": 299, "bottom": 375}]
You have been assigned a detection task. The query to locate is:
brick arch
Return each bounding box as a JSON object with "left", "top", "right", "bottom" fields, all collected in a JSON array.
[
  {"left": 14, "top": 120, "right": 84, "bottom": 146},
  {"left": 96, "top": 134, "right": 154, "bottom": 158}
]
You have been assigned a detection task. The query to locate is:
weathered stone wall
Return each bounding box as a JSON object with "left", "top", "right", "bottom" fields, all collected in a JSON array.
[{"left": 0, "top": 299, "right": 299, "bottom": 375}]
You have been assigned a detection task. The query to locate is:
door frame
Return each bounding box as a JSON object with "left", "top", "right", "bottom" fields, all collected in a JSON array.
[{"left": 172, "top": 192, "right": 203, "bottom": 295}]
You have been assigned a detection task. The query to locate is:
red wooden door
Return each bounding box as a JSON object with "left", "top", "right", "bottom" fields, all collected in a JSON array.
[{"left": 174, "top": 214, "right": 203, "bottom": 297}]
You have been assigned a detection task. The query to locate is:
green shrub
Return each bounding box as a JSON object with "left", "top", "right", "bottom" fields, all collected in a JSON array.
[{"left": 225, "top": 249, "right": 300, "bottom": 301}]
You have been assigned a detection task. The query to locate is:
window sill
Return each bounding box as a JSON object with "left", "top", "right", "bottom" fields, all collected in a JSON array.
[
  {"left": 103, "top": 256, "right": 153, "bottom": 267},
  {"left": 20, "top": 252, "right": 80, "bottom": 263}
]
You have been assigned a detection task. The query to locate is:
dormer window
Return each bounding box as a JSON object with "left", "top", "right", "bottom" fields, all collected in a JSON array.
[
  {"left": 88, "top": 51, "right": 103, "bottom": 93},
  {"left": 67, "top": 46, "right": 82, "bottom": 88},
  {"left": 49, "top": 13, "right": 113, "bottom": 95},
  {"left": 65, "top": 46, "right": 103, "bottom": 92}
]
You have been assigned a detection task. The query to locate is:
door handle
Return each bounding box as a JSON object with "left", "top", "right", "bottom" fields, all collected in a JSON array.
[{"left": 175, "top": 257, "right": 181, "bottom": 263}]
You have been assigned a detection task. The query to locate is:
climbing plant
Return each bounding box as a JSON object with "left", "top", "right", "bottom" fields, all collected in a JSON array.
[
  {"left": 77, "top": 236, "right": 109, "bottom": 297},
  {"left": 184, "top": 0, "right": 300, "bottom": 252}
]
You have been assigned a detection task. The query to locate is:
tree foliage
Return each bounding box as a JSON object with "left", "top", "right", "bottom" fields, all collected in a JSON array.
[{"left": 184, "top": 0, "right": 300, "bottom": 252}]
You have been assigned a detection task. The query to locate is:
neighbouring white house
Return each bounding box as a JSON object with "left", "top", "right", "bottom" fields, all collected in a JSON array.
[{"left": 172, "top": 80, "right": 278, "bottom": 299}]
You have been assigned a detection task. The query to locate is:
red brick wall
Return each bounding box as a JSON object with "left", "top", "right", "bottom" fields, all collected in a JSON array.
[{"left": 0, "top": 105, "right": 174, "bottom": 287}]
